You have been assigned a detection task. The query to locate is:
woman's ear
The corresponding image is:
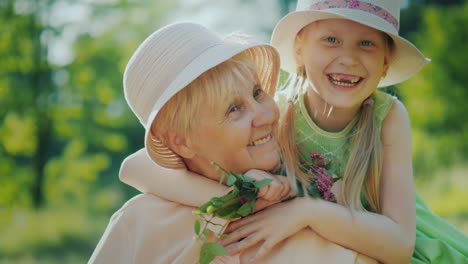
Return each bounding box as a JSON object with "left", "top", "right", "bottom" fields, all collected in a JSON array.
[{"left": 165, "top": 131, "right": 196, "bottom": 159}]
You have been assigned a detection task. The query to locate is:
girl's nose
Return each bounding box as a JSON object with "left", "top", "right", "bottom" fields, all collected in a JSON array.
[
  {"left": 251, "top": 101, "right": 277, "bottom": 128},
  {"left": 338, "top": 46, "right": 359, "bottom": 66}
]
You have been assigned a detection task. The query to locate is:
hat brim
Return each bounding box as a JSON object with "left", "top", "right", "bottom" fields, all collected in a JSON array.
[
  {"left": 271, "top": 9, "right": 430, "bottom": 87},
  {"left": 145, "top": 41, "right": 280, "bottom": 169}
]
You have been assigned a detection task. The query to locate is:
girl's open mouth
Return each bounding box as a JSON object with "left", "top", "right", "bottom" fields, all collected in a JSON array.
[{"left": 327, "top": 73, "right": 363, "bottom": 87}]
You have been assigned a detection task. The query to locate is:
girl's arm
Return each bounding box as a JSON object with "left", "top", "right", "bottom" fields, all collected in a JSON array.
[
  {"left": 119, "top": 149, "right": 292, "bottom": 207},
  {"left": 222, "top": 101, "right": 416, "bottom": 264},
  {"left": 119, "top": 148, "right": 229, "bottom": 206}
]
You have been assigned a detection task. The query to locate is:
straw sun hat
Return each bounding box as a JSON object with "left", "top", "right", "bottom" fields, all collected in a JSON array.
[
  {"left": 123, "top": 23, "right": 280, "bottom": 169},
  {"left": 272, "top": 0, "right": 430, "bottom": 87}
]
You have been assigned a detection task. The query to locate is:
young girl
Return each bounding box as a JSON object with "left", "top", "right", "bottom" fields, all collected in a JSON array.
[{"left": 121, "top": 1, "right": 468, "bottom": 263}]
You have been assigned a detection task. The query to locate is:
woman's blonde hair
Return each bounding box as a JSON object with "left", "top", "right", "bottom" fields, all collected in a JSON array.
[
  {"left": 150, "top": 52, "right": 259, "bottom": 154},
  {"left": 279, "top": 33, "right": 394, "bottom": 213}
]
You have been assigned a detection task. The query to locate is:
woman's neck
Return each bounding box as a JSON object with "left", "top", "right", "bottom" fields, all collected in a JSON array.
[
  {"left": 305, "top": 90, "right": 361, "bottom": 133},
  {"left": 185, "top": 158, "right": 223, "bottom": 182}
]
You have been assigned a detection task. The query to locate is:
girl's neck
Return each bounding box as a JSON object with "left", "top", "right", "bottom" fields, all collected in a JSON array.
[{"left": 305, "top": 90, "right": 361, "bottom": 132}]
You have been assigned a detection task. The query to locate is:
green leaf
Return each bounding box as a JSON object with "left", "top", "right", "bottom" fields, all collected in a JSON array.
[
  {"left": 217, "top": 190, "right": 238, "bottom": 205},
  {"left": 211, "top": 197, "right": 224, "bottom": 207},
  {"left": 307, "top": 183, "right": 321, "bottom": 198},
  {"left": 227, "top": 174, "right": 237, "bottom": 186},
  {"left": 236, "top": 200, "right": 255, "bottom": 216},
  {"left": 219, "top": 210, "right": 237, "bottom": 220},
  {"left": 194, "top": 220, "right": 201, "bottom": 235},
  {"left": 199, "top": 242, "right": 228, "bottom": 264},
  {"left": 207, "top": 242, "right": 228, "bottom": 256},
  {"left": 242, "top": 182, "right": 255, "bottom": 190},
  {"left": 206, "top": 205, "right": 216, "bottom": 214},
  {"left": 240, "top": 190, "right": 257, "bottom": 201},
  {"left": 241, "top": 174, "right": 254, "bottom": 182},
  {"left": 253, "top": 178, "right": 272, "bottom": 188},
  {"left": 234, "top": 181, "right": 243, "bottom": 189},
  {"left": 216, "top": 202, "right": 241, "bottom": 218},
  {"left": 199, "top": 202, "right": 212, "bottom": 213}
]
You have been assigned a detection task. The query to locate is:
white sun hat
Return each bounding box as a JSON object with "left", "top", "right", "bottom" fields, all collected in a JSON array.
[
  {"left": 123, "top": 22, "right": 280, "bottom": 169},
  {"left": 271, "top": 0, "right": 430, "bottom": 87}
]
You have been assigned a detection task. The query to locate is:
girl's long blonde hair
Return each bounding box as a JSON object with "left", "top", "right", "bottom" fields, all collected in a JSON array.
[
  {"left": 279, "top": 67, "right": 382, "bottom": 213},
  {"left": 278, "top": 30, "right": 394, "bottom": 212}
]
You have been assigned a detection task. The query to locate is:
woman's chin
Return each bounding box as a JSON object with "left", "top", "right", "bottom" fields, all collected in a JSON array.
[{"left": 254, "top": 154, "right": 281, "bottom": 172}]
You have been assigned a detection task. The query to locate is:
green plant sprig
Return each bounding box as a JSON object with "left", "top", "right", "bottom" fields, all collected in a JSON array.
[{"left": 193, "top": 171, "right": 272, "bottom": 264}]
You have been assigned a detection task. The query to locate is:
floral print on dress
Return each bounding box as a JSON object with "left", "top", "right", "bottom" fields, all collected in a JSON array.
[{"left": 307, "top": 0, "right": 399, "bottom": 31}]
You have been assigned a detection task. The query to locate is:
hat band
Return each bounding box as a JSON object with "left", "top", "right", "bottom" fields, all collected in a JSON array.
[{"left": 305, "top": 0, "right": 399, "bottom": 31}]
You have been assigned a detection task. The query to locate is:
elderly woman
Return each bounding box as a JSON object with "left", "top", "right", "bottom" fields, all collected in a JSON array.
[
  {"left": 90, "top": 23, "right": 375, "bottom": 263},
  {"left": 88, "top": 22, "right": 283, "bottom": 263}
]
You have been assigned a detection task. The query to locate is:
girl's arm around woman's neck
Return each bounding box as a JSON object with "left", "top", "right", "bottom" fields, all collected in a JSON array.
[{"left": 119, "top": 148, "right": 229, "bottom": 206}]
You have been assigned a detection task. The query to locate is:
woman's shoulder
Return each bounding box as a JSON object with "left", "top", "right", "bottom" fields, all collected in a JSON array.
[{"left": 118, "top": 193, "right": 190, "bottom": 218}]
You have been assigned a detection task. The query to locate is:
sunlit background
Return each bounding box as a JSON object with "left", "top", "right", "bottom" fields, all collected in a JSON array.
[{"left": 1, "top": 0, "right": 467, "bottom": 263}]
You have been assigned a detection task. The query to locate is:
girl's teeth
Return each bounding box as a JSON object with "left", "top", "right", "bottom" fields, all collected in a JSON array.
[
  {"left": 329, "top": 74, "right": 361, "bottom": 85},
  {"left": 331, "top": 80, "right": 356, "bottom": 86},
  {"left": 250, "top": 135, "right": 271, "bottom": 146}
]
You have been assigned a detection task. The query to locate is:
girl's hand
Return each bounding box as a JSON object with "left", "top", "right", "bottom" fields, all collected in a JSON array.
[
  {"left": 220, "top": 198, "right": 309, "bottom": 262},
  {"left": 244, "top": 169, "right": 292, "bottom": 201},
  {"left": 253, "top": 189, "right": 296, "bottom": 213}
]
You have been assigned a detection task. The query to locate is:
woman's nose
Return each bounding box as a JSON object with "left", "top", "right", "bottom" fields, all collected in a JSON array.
[{"left": 251, "top": 100, "right": 277, "bottom": 128}]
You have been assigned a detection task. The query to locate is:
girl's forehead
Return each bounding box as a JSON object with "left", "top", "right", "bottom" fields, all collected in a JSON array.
[{"left": 311, "top": 19, "right": 383, "bottom": 35}]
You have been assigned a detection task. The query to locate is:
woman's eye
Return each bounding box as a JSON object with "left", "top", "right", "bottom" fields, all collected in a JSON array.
[
  {"left": 325, "top": 37, "right": 338, "bottom": 44},
  {"left": 253, "top": 86, "right": 263, "bottom": 99},
  {"left": 228, "top": 104, "right": 240, "bottom": 114},
  {"left": 360, "top": 40, "right": 374, "bottom": 47}
]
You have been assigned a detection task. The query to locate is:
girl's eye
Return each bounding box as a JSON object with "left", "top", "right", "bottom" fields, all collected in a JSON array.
[
  {"left": 253, "top": 86, "right": 263, "bottom": 99},
  {"left": 325, "top": 37, "right": 338, "bottom": 44},
  {"left": 360, "top": 40, "right": 374, "bottom": 47}
]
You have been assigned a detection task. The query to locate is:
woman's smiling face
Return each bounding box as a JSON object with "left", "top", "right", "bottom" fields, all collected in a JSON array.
[
  {"left": 151, "top": 54, "right": 280, "bottom": 180},
  {"left": 188, "top": 77, "right": 280, "bottom": 177}
]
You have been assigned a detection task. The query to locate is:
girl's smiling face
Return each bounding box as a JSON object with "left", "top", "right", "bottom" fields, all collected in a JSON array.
[{"left": 295, "top": 18, "right": 392, "bottom": 111}]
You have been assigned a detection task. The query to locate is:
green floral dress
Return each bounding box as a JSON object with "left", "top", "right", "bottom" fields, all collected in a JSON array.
[{"left": 276, "top": 90, "right": 468, "bottom": 263}]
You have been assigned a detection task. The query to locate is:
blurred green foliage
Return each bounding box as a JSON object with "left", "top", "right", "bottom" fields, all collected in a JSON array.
[
  {"left": 1, "top": 0, "right": 177, "bottom": 262},
  {"left": 400, "top": 1, "right": 468, "bottom": 175},
  {"left": 0, "top": 0, "right": 467, "bottom": 263}
]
